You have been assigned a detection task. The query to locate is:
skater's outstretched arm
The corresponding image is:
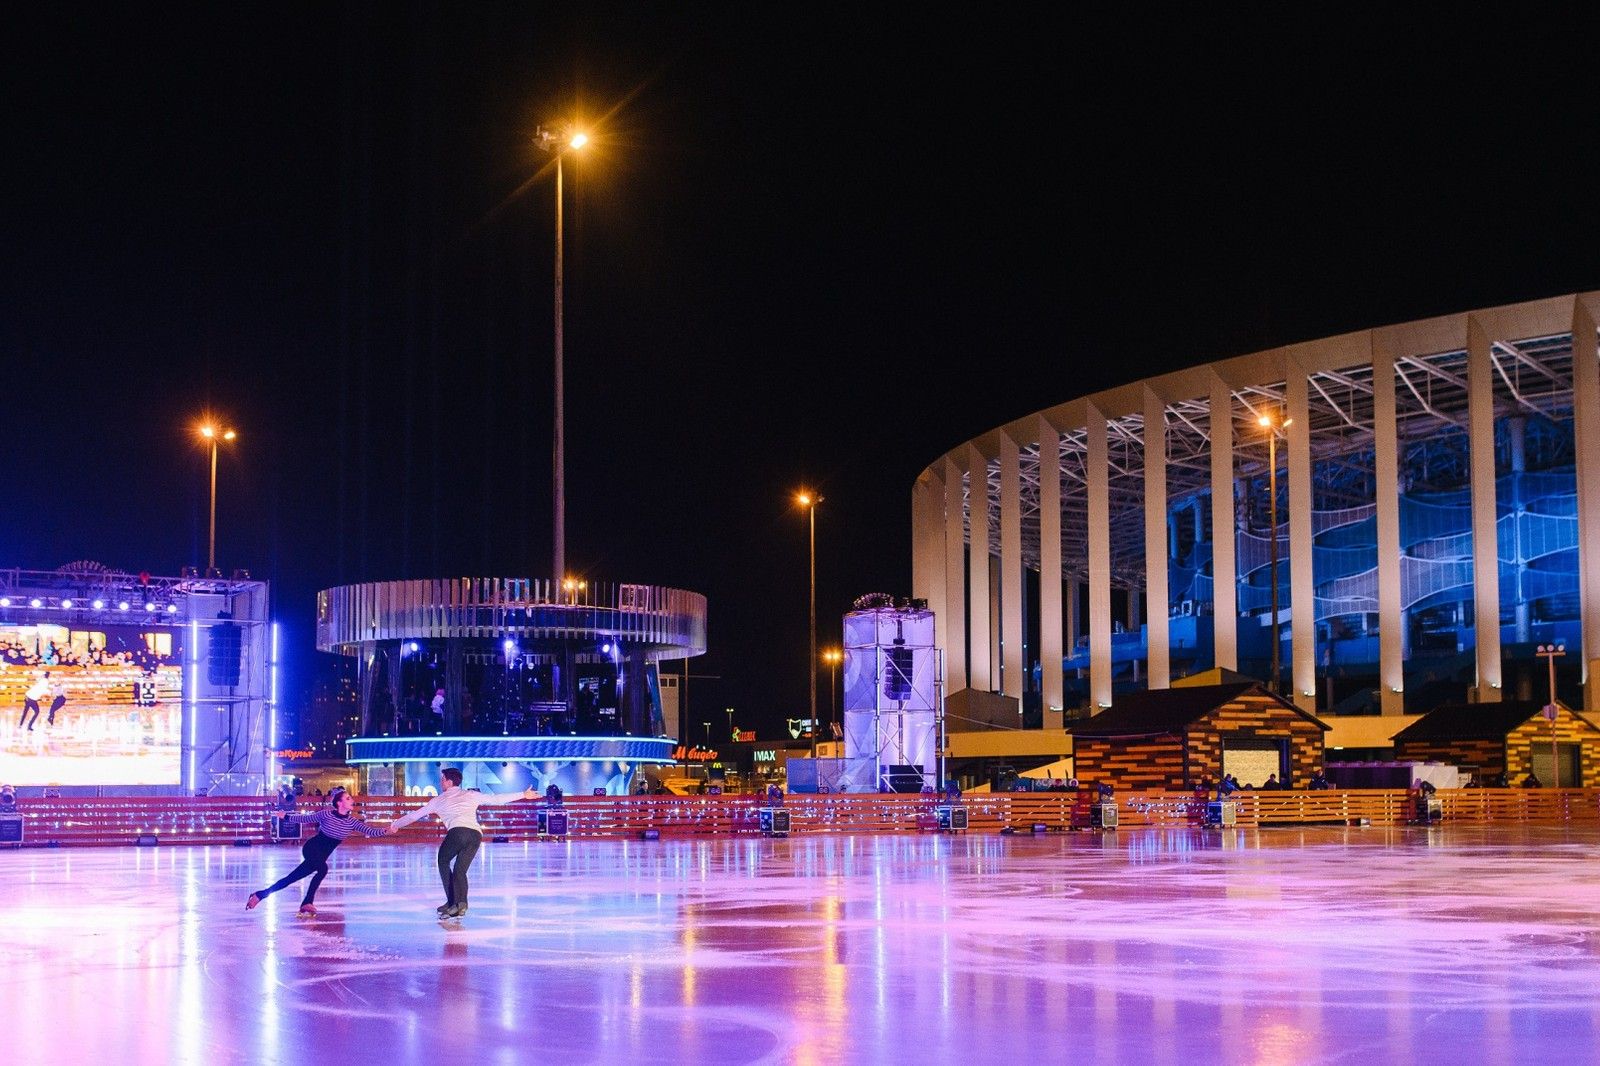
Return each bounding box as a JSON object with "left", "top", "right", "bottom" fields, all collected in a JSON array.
[{"left": 387, "top": 794, "right": 442, "bottom": 833}]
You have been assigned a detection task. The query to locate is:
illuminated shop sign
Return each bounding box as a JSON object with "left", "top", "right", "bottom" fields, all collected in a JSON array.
[{"left": 753, "top": 749, "right": 777, "bottom": 763}]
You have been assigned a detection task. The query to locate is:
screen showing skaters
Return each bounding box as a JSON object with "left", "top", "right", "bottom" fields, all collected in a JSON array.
[
  {"left": 246, "top": 787, "right": 388, "bottom": 916},
  {"left": 386, "top": 768, "right": 534, "bottom": 918},
  {"left": 18, "top": 673, "right": 49, "bottom": 731}
]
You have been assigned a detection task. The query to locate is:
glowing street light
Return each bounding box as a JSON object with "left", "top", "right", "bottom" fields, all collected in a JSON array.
[
  {"left": 822, "top": 647, "right": 843, "bottom": 746},
  {"left": 1257, "top": 412, "right": 1291, "bottom": 696},
  {"left": 534, "top": 122, "right": 590, "bottom": 589},
  {"left": 796, "top": 490, "right": 824, "bottom": 757},
  {"left": 1537, "top": 643, "right": 1566, "bottom": 787},
  {"left": 198, "top": 422, "right": 239, "bottom": 573}
]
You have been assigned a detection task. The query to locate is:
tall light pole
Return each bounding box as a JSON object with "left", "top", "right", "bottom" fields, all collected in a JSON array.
[
  {"left": 1537, "top": 643, "right": 1566, "bottom": 787},
  {"left": 823, "top": 647, "right": 842, "bottom": 746},
  {"left": 198, "top": 424, "right": 238, "bottom": 573},
  {"left": 534, "top": 123, "right": 589, "bottom": 587},
  {"left": 1258, "top": 413, "right": 1290, "bottom": 696},
  {"left": 797, "top": 491, "right": 824, "bottom": 758}
]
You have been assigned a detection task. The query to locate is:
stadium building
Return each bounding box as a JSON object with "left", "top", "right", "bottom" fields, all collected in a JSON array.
[{"left": 911, "top": 292, "right": 1600, "bottom": 744}]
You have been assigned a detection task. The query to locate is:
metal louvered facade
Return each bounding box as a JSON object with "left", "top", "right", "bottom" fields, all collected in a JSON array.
[{"left": 315, "top": 578, "right": 706, "bottom": 660}]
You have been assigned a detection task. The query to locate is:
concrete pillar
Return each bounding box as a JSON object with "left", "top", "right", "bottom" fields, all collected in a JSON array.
[
  {"left": 1038, "top": 417, "right": 1064, "bottom": 726},
  {"left": 1467, "top": 316, "right": 1503, "bottom": 700},
  {"left": 1143, "top": 386, "right": 1170, "bottom": 689},
  {"left": 912, "top": 468, "right": 946, "bottom": 659},
  {"left": 1000, "top": 432, "right": 1024, "bottom": 698},
  {"left": 1286, "top": 357, "right": 1316, "bottom": 712},
  {"left": 1210, "top": 372, "right": 1238, "bottom": 670},
  {"left": 1087, "top": 404, "right": 1113, "bottom": 709},
  {"left": 943, "top": 457, "right": 968, "bottom": 691},
  {"left": 1573, "top": 297, "right": 1600, "bottom": 710},
  {"left": 967, "top": 444, "right": 993, "bottom": 691},
  {"left": 1372, "top": 342, "right": 1406, "bottom": 714}
]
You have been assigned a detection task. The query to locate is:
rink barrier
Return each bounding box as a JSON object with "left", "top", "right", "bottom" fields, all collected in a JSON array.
[{"left": 5, "top": 788, "right": 1599, "bottom": 845}]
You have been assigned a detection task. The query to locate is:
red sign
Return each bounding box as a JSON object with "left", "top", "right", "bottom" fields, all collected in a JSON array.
[
  {"left": 734, "top": 730, "right": 756, "bottom": 743},
  {"left": 672, "top": 745, "right": 719, "bottom": 762}
]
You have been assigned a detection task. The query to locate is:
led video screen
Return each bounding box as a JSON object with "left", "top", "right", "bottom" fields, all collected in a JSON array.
[{"left": 0, "top": 623, "right": 184, "bottom": 785}]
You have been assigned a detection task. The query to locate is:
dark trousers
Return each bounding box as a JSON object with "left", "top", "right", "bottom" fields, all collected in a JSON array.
[
  {"left": 18, "top": 698, "right": 40, "bottom": 730},
  {"left": 438, "top": 827, "right": 483, "bottom": 906},
  {"left": 47, "top": 696, "right": 64, "bottom": 725},
  {"left": 259, "top": 833, "right": 341, "bottom": 905}
]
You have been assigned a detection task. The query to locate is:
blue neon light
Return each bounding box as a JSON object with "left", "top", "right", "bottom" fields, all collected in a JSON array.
[{"left": 345, "top": 735, "right": 676, "bottom": 765}]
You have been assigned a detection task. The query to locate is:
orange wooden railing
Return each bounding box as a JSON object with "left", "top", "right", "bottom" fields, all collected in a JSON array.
[{"left": 3, "top": 788, "right": 1597, "bottom": 847}]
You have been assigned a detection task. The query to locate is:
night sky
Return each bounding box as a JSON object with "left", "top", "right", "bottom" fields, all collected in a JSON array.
[{"left": 5, "top": 7, "right": 1598, "bottom": 739}]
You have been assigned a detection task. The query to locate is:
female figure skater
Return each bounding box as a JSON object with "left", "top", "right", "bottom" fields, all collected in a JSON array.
[{"left": 246, "top": 787, "right": 387, "bottom": 916}]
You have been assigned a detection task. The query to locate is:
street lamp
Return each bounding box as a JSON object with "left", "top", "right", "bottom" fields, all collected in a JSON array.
[
  {"left": 534, "top": 122, "right": 589, "bottom": 588},
  {"left": 822, "top": 647, "right": 842, "bottom": 746},
  {"left": 1537, "top": 643, "right": 1566, "bottom": 787},
  {"left": 1257, "top": 413, "right": 1291, "bottom": 696},
  {"left": 198, "top": 423, "right": 238, "bottom": 573},
  {"left": 796, "top": 490, "right": 824, "bottom": 757},
  {"left": 725, "top": 706, "right": 736, "bottom": 741}
]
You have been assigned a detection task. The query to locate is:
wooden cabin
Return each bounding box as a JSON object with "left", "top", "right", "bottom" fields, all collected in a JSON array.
[
  {"left": 1390, "top": 700, "right": 1600, "bottom": 786},
  {"left": 1065, "top": 682, "right": 1329, "bottom": 791}
]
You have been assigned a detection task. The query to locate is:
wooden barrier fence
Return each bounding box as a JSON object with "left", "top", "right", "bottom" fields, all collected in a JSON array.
[{"left": 3, "top": 788, "right": 1598, "bottom": 847}]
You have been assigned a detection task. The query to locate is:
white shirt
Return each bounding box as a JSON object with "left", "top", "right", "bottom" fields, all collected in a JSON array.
[
  {"left": 390, "top": 786, "right": 527, "bottom": 834},
  {"left": 26, "top": 679, "right": 49, "bottom": 701}
]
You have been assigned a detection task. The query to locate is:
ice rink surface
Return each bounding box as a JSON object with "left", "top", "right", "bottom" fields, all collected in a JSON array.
[{"left": 5, "top": 825, "right": 1600, "bottom": 1065}]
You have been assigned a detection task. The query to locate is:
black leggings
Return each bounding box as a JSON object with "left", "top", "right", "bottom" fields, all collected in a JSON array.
[
  {"left": 258, "top": 833, "right": 341, "bottom": 906},
  {"left": 438, "top": 827, "right": 483, "bottom": 906}
]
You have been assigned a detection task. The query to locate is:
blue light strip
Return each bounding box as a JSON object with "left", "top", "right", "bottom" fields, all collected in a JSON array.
[
  {"left": 345, "top": 735, "right": 677, "bottom": 766},
  {"left": 269, "top": 622, "right": 280, "bottom": 788},
  {"left": 187, "top": 618, "right": 199, "bottom": 793}
]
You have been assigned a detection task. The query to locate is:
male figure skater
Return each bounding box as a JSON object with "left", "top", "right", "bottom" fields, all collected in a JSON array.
[{"left": 387, "top": 768, "right": 533, "bottom": 917}]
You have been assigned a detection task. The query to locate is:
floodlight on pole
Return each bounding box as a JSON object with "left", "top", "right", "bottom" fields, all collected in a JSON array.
[
  {"left": 198, "top": 422, "right": 239, "bottom": 573},
  {"left": 533, "top": 122, "right": 590, "bottom": 592},
  {"left": 1258, "top": 412, "right": 1290, "bottom": 696},
  {"left": 796, "top": 490, "right": 824, "bottom": 757},
  {"left": 1537, "top": 643, "right": 1566, "bottom": 787}
]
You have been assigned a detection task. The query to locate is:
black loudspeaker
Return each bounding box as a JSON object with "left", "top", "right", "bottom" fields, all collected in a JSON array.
[
  {"left": 884, "top": 645, "right": 914, "bottom": 702},
  {"left": 887, "top": 765, "right": 924, "bottom": 793},
  {"left": 0, "top": 815, "right": 23, "bottom": 843},
  {"left": 208, "top": 621, "right": 242, "bottom": 686}
]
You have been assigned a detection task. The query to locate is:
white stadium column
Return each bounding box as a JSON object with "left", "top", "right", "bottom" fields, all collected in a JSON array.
[
  {"left": 1286, "top": 357, "right": 1316, "bottom": 712},
  {"left": 943, "top": 456, "right": 968, "bottom": 691},
  {"left": 967, "top": 443, "right": 993, "bottom": 691},
  {"left": 1000, "top": 431, "right": 1024, "bottom": 700},
  {"left": 1143, "top": 387, "right": 1170, "bottom": 689},
  {"left": 1038, "top": 416, "right": 1065, "bottom": 725},
  {"left": 1209, "top": 372, "right": 1238, "bottom": 671},
  {"left": 1574, "top": 297, "right": 1600, "bottom": 710},
  {"left": 1087, "top": 404, "right": 1113, "bottom": 710},
  {"left": 912, "top": 466, "right": 947, "bottom": 684},
  {"left": 1372, "top": 341, "right": 1405, "bottom": 714},
  {"left": 1467, "top": 316, "right": 1503, "bottom": 700}
]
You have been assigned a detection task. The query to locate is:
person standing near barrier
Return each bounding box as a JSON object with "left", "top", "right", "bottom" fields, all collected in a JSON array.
[{"left": 386, "top": 768, "right": 534, "bottom": 918}]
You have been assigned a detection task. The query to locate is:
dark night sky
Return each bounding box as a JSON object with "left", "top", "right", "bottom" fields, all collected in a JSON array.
[{"left": 4, "top": 6, "right": 1598, "bottom": 737}]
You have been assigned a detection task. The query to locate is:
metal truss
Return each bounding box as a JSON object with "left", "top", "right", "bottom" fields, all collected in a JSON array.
[{"left": 963, "top": 332, "right": 1578, "bottom": 589}]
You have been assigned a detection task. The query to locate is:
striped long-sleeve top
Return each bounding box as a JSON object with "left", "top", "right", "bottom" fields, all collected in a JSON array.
[{"left": 281, "top": 809, "right": 388, "bottom": 840}]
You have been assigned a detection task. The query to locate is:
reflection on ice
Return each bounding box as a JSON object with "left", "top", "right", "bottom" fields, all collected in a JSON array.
[{"left": 4, "top": 825, "right": 1599, "bottom": 1063}]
